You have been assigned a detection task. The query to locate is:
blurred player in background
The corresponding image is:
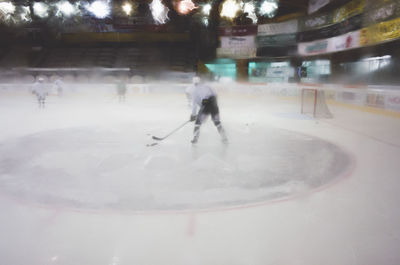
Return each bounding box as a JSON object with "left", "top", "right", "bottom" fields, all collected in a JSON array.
[
  {"left": 31, "top": 77, "right": 48, "bottom": 108},
  {"left": 116, "top": 78, "right": 127, "bottom": 102},
  {"left": 188, "top": 76, "right": 228, "bottom": 144},
  {"left": 54, "top": 76, "right": 64, "bottom": 97}
]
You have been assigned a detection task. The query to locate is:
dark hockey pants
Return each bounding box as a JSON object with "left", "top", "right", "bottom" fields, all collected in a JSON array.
[{"left": 193, "top": 96, "right": 227, "bottom": 142}]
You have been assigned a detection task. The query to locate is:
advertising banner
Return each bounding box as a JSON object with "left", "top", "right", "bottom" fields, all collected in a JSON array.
[
  {"left": 220, "top": 36, "right": 255, "bottom": 49},
  {"left": 298, "top": 23, "right": 340, "bottom": 42},
  {"left": 298, "top": 39, "right": 329, "bottom": 55},
  {"left": 359, "top": 27, "right": 371, "bottom": 45},
  {"left": 218, "top": 25, "right": 258, "bottom": 36},
  {"left": 360, "top": 16, "right": 400, "bottom": 45},
  {"left": 299, "top": 13, "right": 333, "bottom": 31},
  {"left": 336, "top": 91, "right": 366, "bottom": 105},
  {"left": 298, "top": 30, "right": 361, "bottom": 55},
  {"left": 367, "top": 93, "right": 386, "bottom": 108},
  {"left": 256, "top": 34, "right": 297, "bottom": 47},
  {"left": 266, "top": 67, "right": 294, "bottom": 78},
  {"left": 330, "top": 30, "right": 361, "bottom": 52},
  {"left": 258, "top": 19, "right": 298, "bottom": 36},
  {"left": 298, "top": 14, "right": 362, "bottom": 42},
  {"left": 385, "top": 94, "right": 400, "bottom": 111},
  {"left": 363, "top": 1, "right": 397, "bottom": 26},
  {"left": 216, "top": 47, "right": 257, "bottom": 59},
  {"left": 375, "top": 17, "right": 400, "bottom": 42},
  {"left": 333, "top": 0, "right": 366, "bottom": 23},
  {"left": 308, "top": 0, "right": 331, "bottom": 14}
]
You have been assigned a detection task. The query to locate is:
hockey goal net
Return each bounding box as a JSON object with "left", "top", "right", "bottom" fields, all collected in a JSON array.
[{"left": 301, "top": 88, "right": 333, "bottom": 118}]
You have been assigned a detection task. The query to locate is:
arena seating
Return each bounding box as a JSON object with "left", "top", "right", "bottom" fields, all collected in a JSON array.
[{"left": 37, "top": 45, "right": 195, "bottom": 72}]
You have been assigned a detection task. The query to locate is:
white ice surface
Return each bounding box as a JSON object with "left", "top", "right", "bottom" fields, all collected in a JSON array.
[{"left": 0, "top": 83, "right": 400, "bottom": 265}]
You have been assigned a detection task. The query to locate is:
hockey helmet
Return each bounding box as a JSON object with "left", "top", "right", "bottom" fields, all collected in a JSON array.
[{"left": 192, "top": 76, "right": 200, "bottom": 84}]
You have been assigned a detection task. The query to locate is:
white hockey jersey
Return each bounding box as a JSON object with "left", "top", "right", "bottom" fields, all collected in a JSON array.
[
  {"left": 188, "top": 83, "right": 217, "bottom": 116},
  {"left": 31, "top": 82, "right": 48, "bottom": 97}
]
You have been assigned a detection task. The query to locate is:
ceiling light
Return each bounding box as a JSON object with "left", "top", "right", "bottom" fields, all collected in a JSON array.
[
  {"left": 0, "top": 1, "right": 15, "bottom": 15},
  {"left": 243, "top": 2, "right": 257, "bottom": 23},
  {"left": 56, "top": 1, "right": 78, "bottom": 17},
  {"left": 259, "top": 0, "right": 278, "bottom": 18},
  {"left": 122, "top": 2, "right": 132, "bottom": 15},
  {"left": 176, "top": 0, "right": 197, "bottom": 15},
  {"left": 33, "top": 2, "right": 49, "bottom": 18},
  {"left": 85, "top": 0, "right": 111, "bottom": 19},
  {"left": 202, "top": 3, "right": 211, "bottom": 15},
  {"left": 150, "top": 0, "right": 169, "bottom": 24},
  {"left": 220, "top": 0, "right": 241, "bottom": 19}
]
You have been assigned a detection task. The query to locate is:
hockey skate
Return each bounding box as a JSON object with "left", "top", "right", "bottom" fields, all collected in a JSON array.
[
  {"left": 217, "top": 124, "right": 228, "bottom": 144},
  {"left": 191, "top": 125, "right": 200, "bottom": 144}
]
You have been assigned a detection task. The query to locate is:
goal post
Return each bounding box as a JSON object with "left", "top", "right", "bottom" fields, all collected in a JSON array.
[{"left": 301, "top": 88, "right": 333, "bottom": 118}]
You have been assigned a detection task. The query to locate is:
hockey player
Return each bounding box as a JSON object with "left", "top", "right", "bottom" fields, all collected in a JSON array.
[
  {"left": 188, "top": 76, "right": 227, "bottom": 144},
  {"left": 116, "top": 78, "right": 127, "bottom": 102},
  {"left": 54, "top": 77, "right": 64, "bottom": 97},
  {"left": 31, "top": 77, "right": 48, "bottom": 108}
]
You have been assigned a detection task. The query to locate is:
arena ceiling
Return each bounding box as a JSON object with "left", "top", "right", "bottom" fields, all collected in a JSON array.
[
  {"left": 2, "top": 0, "right": 311, "bottom": 25},
  {"left": 0, "top": 0, "right": 353, "bottom": 35}
]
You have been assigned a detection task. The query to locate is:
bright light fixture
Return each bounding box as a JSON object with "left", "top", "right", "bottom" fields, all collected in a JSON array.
[
  {"left": 122, "top": 2, "right": 132, "bottom": 15},
  {"left": 243, "top": 2, "right": 257, "bottom": 23},
  {"left": 0, "top": 1, "right": 15, "bottom": 22},
  {"left": 0, "top": 1, "right": 16, "bottom": 24},
  {"left": 33, "top": 2, "right": 49, "bottom": 18},
  {"left": 363, "top": 55, "right": 391, "bottom": 61},
  {"left": 176, "top": 0, "right": 197, "bottom": 15},
  {"left": 150, "top": 0, "right": 169, "bottom": 24},
  {"left": 56, "top": 1, "right": 77, "bottom": 17},
  {"left": 86, "top": 0, "right": 111, "bottom": 19},
  {"left": 202, "top": 3, "right": 211, "bottom": 15},
  {"left": 0, "top": 1, "right": 15, "bottom": 15},
  {"left": 20, "top": 6, "right": 31, "bottom": 22},
  {"left": 259, "top": 0, "right": 278, "bottom": 18},
  {"left": 220, "top": 0, "right": 241, "bottom": 19}
]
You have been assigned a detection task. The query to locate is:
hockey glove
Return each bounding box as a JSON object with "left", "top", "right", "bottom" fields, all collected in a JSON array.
[
  {"left": 201, "top": 98, "right": 209, "bottom": 105},
  {"left": 190, "top": 115, "right": 197, "bottom": 122}
]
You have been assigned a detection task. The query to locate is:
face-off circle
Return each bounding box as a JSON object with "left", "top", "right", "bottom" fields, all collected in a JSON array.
[{"left": 0, "top": 124, "right": 352, "bottom": 212}]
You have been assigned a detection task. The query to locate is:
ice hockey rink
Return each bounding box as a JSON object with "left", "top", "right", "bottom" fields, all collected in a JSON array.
[{"left": 0, "top": 81, "right": 400, "bottom": 265}]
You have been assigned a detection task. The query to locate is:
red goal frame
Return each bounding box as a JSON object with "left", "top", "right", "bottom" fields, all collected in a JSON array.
[{"left": 301, "top": 88, "right": 318, "bottom": 118}]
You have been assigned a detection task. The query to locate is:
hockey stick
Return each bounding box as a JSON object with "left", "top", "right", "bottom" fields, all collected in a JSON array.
[{"left": 152, "top": 120, "right": 191, "bottom": 141}]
